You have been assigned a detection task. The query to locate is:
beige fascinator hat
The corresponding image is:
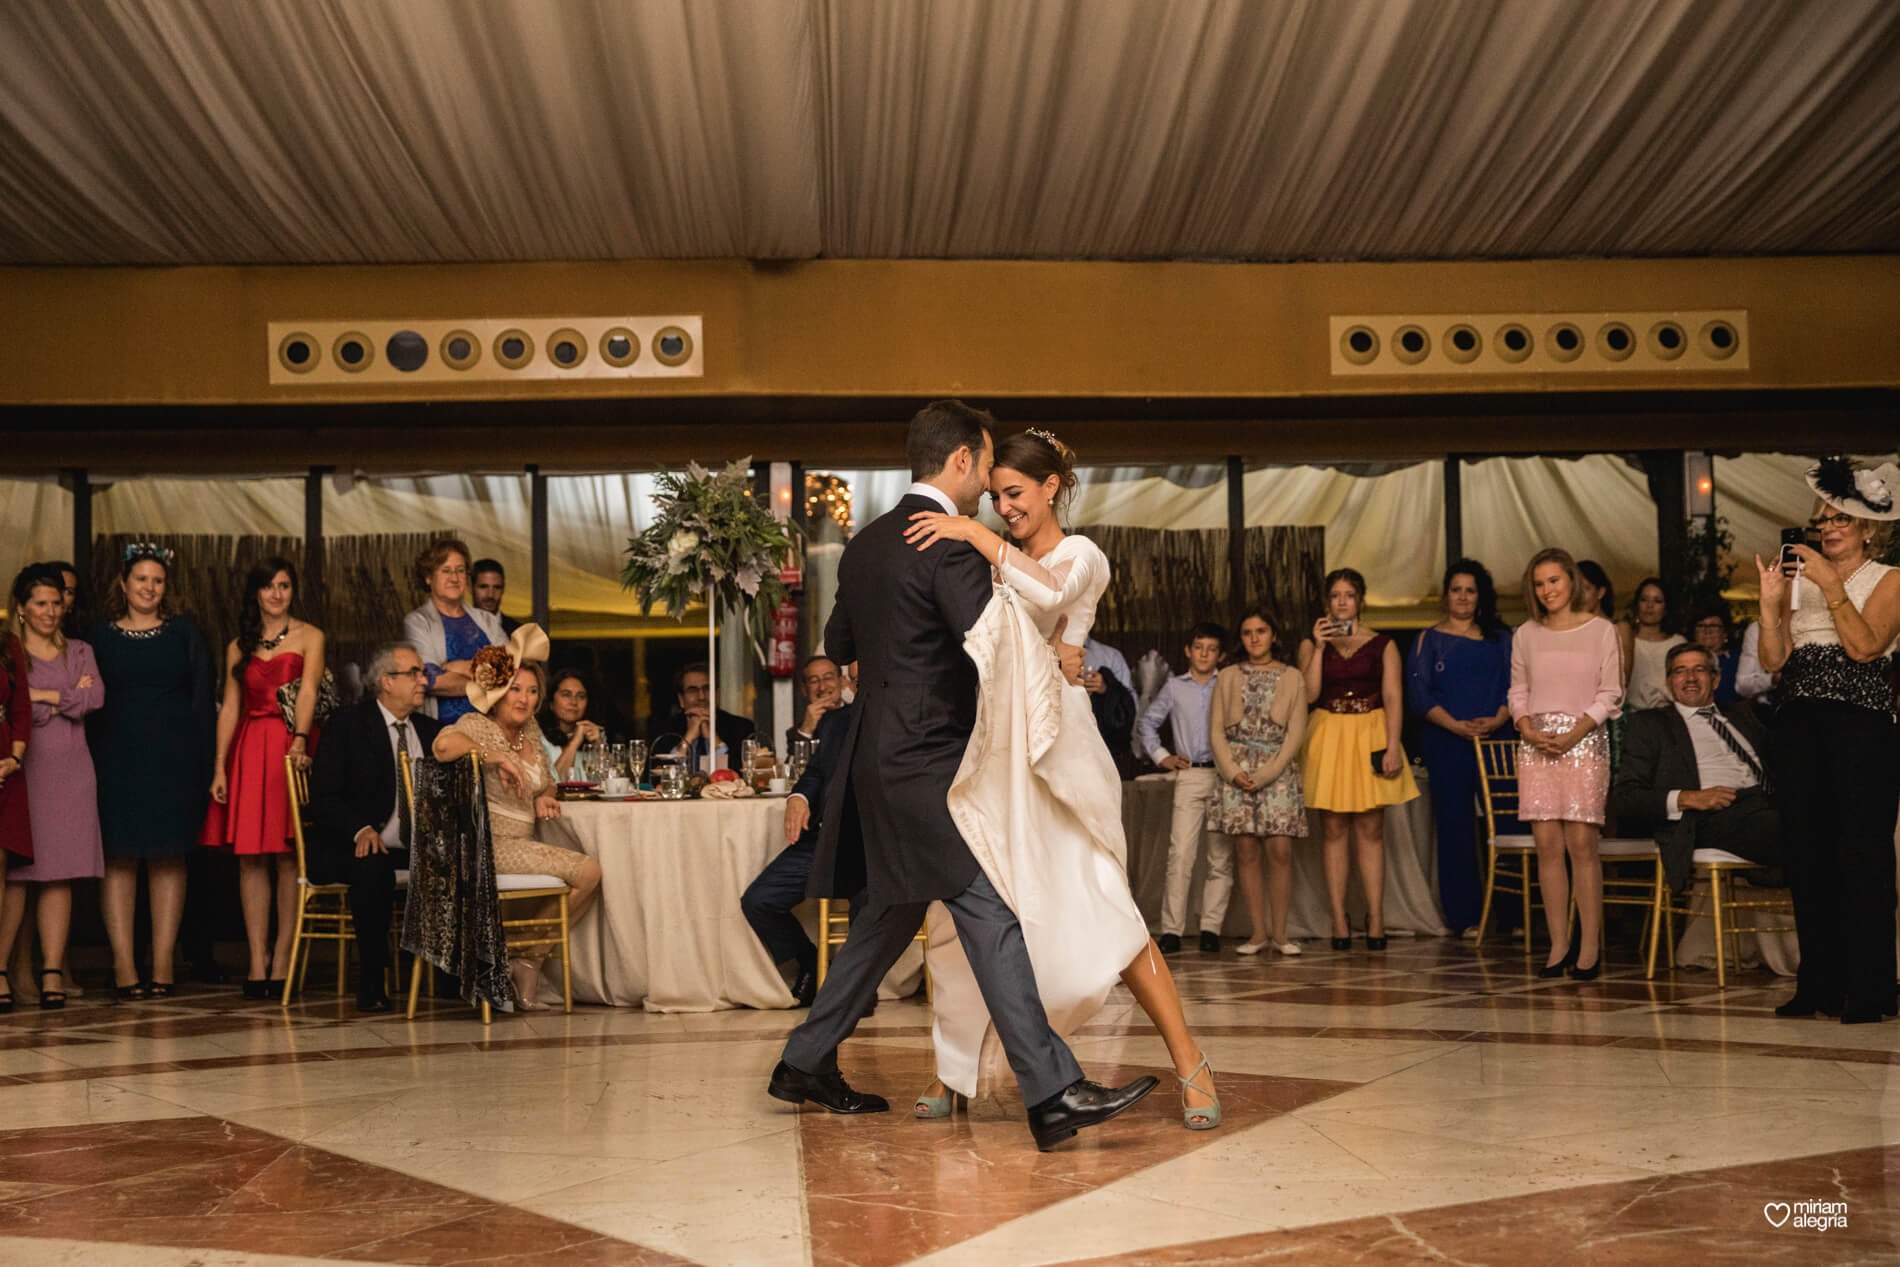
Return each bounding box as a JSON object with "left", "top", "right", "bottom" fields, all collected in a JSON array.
[
  {"left": 1806, "top": 456, "right": 1900, "bottom": 522},
  {"left": 465, "top": 623, "right": 552, "bottom": 714}
]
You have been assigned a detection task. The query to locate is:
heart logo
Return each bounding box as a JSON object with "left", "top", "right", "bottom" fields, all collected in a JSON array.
[{"left": 1764, "top": 1202, "right": 1792, "bottom": 1227}]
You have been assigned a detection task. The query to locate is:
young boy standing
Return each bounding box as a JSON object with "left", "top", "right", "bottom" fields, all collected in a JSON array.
[{"left": 1136, "top": 622, "right": 1233, "bottom": 953}]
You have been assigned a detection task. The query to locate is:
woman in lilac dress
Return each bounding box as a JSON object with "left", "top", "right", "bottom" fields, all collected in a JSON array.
[
  {"left": 0, "top": 567, "right": 104, "bottom": 1010},
  {"left": 1508, "top": 548, "right": 1623, "bottom": 981}
]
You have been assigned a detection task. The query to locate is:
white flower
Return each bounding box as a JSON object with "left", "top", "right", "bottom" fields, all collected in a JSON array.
[{"left": 666, "top": 530, "right": 701, "bottom": 563}]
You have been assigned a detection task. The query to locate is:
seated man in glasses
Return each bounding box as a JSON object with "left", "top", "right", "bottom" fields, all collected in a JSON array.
[
  {"left": 785, "top": 655, "right": 845, "bottom": 755},
  {"left": 1611, "top": 643, "right": 1785, "bottom": 894},
  {"left": 307, "top": 642, "right": 443, "bottom": 1012},
  {"left": 643, "top": 661, "right": 755, "bottom": 774}
]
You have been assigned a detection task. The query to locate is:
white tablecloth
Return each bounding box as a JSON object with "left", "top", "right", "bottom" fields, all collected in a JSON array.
[
  {"left": 551, "top": 797, "right": 921, "bottom": 1012},
  {"left": 1122, "top": 770, "right": 1449, "bottom": 939}
]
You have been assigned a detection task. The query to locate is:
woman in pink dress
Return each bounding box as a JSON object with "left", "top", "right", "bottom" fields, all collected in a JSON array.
[
  {"left": 1508, "top": 548, "right": 1623, "bottom": 981},
  {"left": 1, "top": 567, "right": 104, "bottom": 1011},
  {"left": 201, "top": 558, "right": 327, "bottom": 999}
]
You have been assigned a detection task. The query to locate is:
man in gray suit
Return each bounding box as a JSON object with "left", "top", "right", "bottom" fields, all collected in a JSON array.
[
  {"left": 768, "top": 400, "right": 1156, "bottom": 1151},
  {"left": 1611, "top": 642, "right": 1784, "bottom": 893}
]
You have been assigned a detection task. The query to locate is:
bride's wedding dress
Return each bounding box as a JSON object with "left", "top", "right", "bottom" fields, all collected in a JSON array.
[{"left": 927, "top": 534, "right": 1151, "bottom": 1098}]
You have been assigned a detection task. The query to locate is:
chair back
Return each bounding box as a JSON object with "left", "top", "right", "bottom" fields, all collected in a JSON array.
[
  {"left": 1473, "top": 737, "right": 1524, "bottom": 843},
  {"left": 285, "top": 754, "right": 314, "bottom": 883},
  {"left": 399, "top": 750, "right": 511, "bottom": 1010}
]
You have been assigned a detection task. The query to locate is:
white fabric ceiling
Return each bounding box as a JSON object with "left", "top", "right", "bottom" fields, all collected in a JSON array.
[{"left": 3, "top": 0, "right": 1895, "bottom": 266}]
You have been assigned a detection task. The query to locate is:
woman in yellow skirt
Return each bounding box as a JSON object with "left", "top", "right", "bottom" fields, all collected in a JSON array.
[{"left": 1297, "top": 569, "right": 1419, "bottom": 950}]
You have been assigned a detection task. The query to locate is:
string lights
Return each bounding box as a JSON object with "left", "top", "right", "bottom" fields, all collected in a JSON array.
[{"left": 805, "top": 472, "right": 854, "bottom": 532}]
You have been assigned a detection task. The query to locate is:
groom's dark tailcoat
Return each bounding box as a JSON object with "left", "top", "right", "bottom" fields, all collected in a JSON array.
[
  {"left": 805, "top": 493, "right": 989, "bottom": 907},
  {"left": 783, "top": 492, "right": 1082, "bottom": 1107},
  {"left": 1610, "top": 701, "right": 1783, "bottom": 892}
]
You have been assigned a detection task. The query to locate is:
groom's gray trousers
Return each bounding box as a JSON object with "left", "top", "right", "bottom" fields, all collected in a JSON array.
[{"left": 781, "top": 871, "right": 1082, "bottom": 1107}]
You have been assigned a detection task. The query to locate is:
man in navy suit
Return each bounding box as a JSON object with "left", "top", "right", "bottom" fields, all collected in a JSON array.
[
  {"left": 307, "top": 642, "right": 442, "bottom": 1013},
  {"left": 741, "top": 699, "right": 856, "bottom": 1006}
]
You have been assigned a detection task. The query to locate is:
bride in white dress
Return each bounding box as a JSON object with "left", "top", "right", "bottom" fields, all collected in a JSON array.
[{"left": 903, "top": 429, "right": 1220, "bottom": 1130}]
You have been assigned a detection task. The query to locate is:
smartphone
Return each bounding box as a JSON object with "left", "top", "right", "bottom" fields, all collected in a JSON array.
[
  {"left": 1779, "top": 527, "right": 1806, "bottom": 575},
  {"left": 1370, "top": 748, "right": 1390, "bottom": 777}
]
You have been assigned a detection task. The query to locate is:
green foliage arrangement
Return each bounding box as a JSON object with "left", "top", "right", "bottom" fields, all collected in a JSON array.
[{"left": 620, "top": 459, "right": 801, "bottom": 654}]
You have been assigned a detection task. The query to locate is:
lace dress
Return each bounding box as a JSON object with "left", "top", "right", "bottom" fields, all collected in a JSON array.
[{"left": 451, "top": 712, "right": 592, "bottom": 884}]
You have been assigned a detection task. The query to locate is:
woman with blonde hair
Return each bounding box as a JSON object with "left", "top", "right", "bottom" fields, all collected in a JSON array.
[
  {"left": 1508, "top": 548, "right": 1623, "bottom": 979},
  {"left": 0, "top": 566, "right": 104, "bottom": 1011},
  {"left": 1755, "top": 458, "right": 1900, "bottom": 1024},
  {"left": 432, "top": 624, "right": 602, "bottom": 1009}
]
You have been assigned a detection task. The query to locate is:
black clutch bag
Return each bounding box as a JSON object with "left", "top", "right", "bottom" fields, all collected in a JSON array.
[{"left": 277, "top": 669, "right": 340, "bottom": 733}]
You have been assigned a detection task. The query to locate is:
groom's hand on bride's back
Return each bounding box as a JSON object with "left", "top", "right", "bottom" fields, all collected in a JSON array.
[{"left": 1058, "top": 642, "right": 1084, "bottom": 685}]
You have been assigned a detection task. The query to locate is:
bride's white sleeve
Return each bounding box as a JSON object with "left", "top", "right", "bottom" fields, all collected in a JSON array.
[{"left": 995, "top": 540, "right": 1108, "bottom": 648}]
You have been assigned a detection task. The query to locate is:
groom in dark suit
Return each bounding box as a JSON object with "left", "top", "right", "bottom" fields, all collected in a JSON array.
[
  {"left": 307, "top": 642, "right": 443, "bottom": 1012},
  {"left": 1611, "top": 643, "right": 1784, "bottom": 893},
  {"left": 769, "top": 400, "right": 1156, "bottom": 1151}
]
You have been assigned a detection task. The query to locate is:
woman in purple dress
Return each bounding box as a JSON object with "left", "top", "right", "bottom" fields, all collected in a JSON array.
[{"left": 0, "top": 567, "right": 105, "bottom": 1010}]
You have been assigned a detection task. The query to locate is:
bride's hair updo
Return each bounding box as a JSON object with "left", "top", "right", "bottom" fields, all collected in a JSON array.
[{"left": 993, "top": 429, "right": 1080, "bottom": 513}]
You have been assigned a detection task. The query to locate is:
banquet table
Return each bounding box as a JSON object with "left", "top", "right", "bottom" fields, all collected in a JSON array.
[
  {"left": 1121, "top": 769, "right": 1449, "bottom": 940},
  {"left": 548, "top": 797, "right": 921, "bottom": 1011}
]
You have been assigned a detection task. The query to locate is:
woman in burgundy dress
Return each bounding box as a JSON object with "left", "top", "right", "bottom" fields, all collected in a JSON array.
[
  {"left": 1296, "top": 568, "right": 1419, "bottom": 951},
  {"left": 202, "top": 558, "right": 327, "bottom": 999}
]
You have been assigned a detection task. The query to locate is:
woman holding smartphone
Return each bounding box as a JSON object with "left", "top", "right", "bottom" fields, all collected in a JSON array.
[
  {"left": 1297, "top": 569, "right": 1417, "bottom": 951},
  {"left": 1509, "top": 549, "right": 1623, "bottom": 980}
]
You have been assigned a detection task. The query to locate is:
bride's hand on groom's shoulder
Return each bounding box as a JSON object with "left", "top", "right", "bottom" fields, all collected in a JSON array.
[{"left": 903, "top": 511, "right": 973, "bottom": 551}]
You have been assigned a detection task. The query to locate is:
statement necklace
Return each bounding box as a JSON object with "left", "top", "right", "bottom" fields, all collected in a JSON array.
[{"left": 258, "top": 623, "right": 292, "bottom": 651}]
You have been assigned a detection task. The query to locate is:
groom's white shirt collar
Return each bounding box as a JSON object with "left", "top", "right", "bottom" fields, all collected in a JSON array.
[{"left": 906, "top": 482, "right": 959, "bottom": 516}]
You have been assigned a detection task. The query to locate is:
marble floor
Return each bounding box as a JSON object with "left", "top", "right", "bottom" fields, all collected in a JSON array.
[{"left": 1, "top": 936, "right": 1897, "bottom": 1266}]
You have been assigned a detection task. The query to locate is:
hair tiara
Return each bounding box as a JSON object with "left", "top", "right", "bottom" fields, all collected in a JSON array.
[
  {"left": 122, "top": 542, "right": 175, "bottom": 565},
  {"left": 1026, "top": 427, "right": 1071, "bottom": 458}
]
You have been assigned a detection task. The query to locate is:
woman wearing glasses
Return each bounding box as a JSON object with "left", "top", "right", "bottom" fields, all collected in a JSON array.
[
  {"left": 1754, "top": 459, "right": 1900, "bottom": 1025},
  {"left": 403, "top": 538, "right": 505, "bottom": 724}
]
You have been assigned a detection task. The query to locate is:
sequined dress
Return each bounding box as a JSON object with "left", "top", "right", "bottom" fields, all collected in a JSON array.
[
  {"left": 1507, "top": 617, "right": 1624, "bottom": 825},
  {"left": 451, "top": 712, "right": 592, "bottom": 884}
]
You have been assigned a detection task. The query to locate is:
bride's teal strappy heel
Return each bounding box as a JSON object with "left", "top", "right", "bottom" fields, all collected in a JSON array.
[
  {"left": 1178, "top": 1055, "right": 1221, "bottom": 1130},
  {"left": 914, "top": 1085, "right": 962, "bottom": 1118}
]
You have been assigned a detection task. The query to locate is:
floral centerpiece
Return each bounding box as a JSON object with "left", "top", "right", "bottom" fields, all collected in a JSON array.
[{"left": 620, "top": 460, "right": 801, "bottom": 752}]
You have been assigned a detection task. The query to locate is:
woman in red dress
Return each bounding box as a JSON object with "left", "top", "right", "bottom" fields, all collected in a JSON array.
[
  {"left": 0, "top": 630, "right": 32, "bottom": 1012},
  {"left": 201, "top": 558, "right": 326, "bottom": 999}
]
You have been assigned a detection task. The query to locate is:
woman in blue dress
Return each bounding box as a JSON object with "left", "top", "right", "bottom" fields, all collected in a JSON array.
[
  {"left": 402, "top": 538, "right": 505, "bottom": 724},
  {"left": 1408, "top": 559, "right": 1513, "bottom": 934}
]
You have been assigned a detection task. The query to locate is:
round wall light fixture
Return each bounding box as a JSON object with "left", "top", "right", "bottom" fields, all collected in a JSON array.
[
  {"left": 440, "top": 329, "right": 481, "bottom": 370},
  {"left": 1494, "top": 322, "right": 1533, "bottom": 364},
  {"left": 1391, "top": 324, "right": 1430, "bottom": 366},
  {"left": 1546, "top": 322, "right": 1584, "bottom": 363},
  {"left": 493, "top": 328, "right": 535, "bottom": 370},
  {"left": 333, "top": 331, "right": 373, "bottom": 373},
  {"left": 277, "top": 332, "right": 318, "bottom": 374},
  {"left": 1338, "top": 325, "right": 1379, "bottom": 366},
  {"left": 653, "top": 325, "right": 694, "bottom": 366},
  {"left": 599, "top": 327, "right": 640, "bottom": 367}
]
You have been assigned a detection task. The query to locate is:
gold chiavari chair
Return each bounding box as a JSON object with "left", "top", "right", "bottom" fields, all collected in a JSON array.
[
  {"left": 1650, "top": 849, "right": 1795, "bottom": 987},
  {"left": 282, "top": 754, "right": 407, "bottom": 1006},
  {"left": 815, "top": 899, "right": 931, "bottom": 1004},
  {"left": 401, "top": 751, "right": 573, "bottom": 1023},
  {"left": 1473, "top": 738, "right": 1543, "bottom": 960}
]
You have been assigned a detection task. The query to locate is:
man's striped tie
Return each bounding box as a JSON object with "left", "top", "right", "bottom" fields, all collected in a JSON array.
[{"left": 1696, "top": 706, "right": 1765, "bottom": 788}]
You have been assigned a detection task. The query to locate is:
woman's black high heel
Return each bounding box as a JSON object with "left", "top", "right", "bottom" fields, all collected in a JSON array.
[
  {"left": 1569, "top": 949, "right": 1601, "bottom": 982},
  {"left": 1331, "top": 936, "right": 1352, "bottom": 951},
  {"left": 0, "top": 969, "right": 12, "bottom": 1015},
  {"left": 38, "top": 968, "right": 67, "bottom": 1010},
  {"left": 1538, "top": 943, "right": 1577, "bottom": 979}
]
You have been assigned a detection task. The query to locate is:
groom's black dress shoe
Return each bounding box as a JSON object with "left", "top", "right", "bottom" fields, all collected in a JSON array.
[
  {"left": 1157, "top": 934, "right": 1181, "bottom": 954},
  {"left": 768, "top": 1061, "right": 890, "bottom": 1114},
  {"left": 1199, "top": 931, "right": 1221, "bottom": 954},
  {"left": 1027, "top": 1076, "right": 1160, "bottom": 1152}
]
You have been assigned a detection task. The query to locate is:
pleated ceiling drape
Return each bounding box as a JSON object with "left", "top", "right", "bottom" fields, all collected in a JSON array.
[{"left": 4, "top": 0, "right": 1895, "bottom": 265}]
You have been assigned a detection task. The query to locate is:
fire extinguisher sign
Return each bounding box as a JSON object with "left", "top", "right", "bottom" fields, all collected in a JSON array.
[{"left": 768, "top": 597, "right": 799, "bottom": 677}]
